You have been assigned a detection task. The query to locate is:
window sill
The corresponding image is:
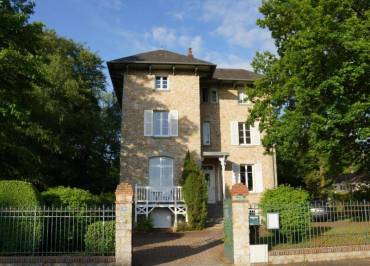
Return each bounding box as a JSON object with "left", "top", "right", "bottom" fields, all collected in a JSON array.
[
  {"left": 154, "top": 89, "right": 170, "bottom": 91},
  {"left": 238, "top": 144, "right": 260, "bottom": 147},
  {"left": 151, "top": 135, "right": 174, "bottom": 139}
]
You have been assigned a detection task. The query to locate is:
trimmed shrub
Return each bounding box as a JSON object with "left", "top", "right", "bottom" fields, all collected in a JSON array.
[
  {"left": 0, "top": 180, "right": 42, "bottom": 253},
  {"left": 85, "top": 220, "right": 115, "bottom": 254},
  {"left": 0, "top": 180, "right": 41, "bottom": 208},
  {"left": 260, "top": 185, "right": 310, "bottom": 242},
  {"left": 41, "top": 186, "right": 100, "bottom": 208},
  {"left": 182, "top": 151, "right": 208, "bottom": 230}
]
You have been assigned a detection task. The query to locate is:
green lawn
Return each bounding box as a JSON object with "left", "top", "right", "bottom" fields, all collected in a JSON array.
[{"left": 252, "top": 221, "right": 370, "bottom": 250}]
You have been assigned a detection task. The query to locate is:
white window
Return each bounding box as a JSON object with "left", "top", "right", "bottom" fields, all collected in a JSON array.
[
  {"left": 202, "top": 121, "right": 211, "bottom": 145},
  {"left": 149, "top": 157, "right": 173, "bottom": 187},
  {"left": 144, "top": 110, "right": 178, "bottom": 137},
  {"left": 153, "top": 111, "right": 169, "bottom": 136},
  {"left": 238, "top": 90, "right": 248, "bottom": 104},
  {"left": 238, "top": 122, "right": 251, "bottom": 145},
  {"left": 210, "top": 88, "right": 218, "bottom": 103},
  {"left": 232, "top": 163, "right": 263, "bottom": 193},
  {"left": 155, "top": 76, "right": 168, "bottom": 90}
]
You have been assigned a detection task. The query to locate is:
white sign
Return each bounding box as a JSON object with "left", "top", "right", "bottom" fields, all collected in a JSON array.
[{"left": 267, "top": 213, "right": 279, "bottom": 229}]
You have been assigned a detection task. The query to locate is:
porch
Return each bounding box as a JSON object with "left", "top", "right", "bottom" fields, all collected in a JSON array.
[{"left": 134, "top": 185, "right": 187, "bottom": 227}]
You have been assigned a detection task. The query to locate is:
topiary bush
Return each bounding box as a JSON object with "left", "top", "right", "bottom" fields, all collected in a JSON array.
[
  {"left": 85, "top": 220, "right": 115, "bottom": 255},
  {"left": 260, "top": 185, "right": 310, "bottom": 242},
  {"left": 41, "top": 186, "right": 101, "bottom": 252},
  {"left": 0, "top": 180, "right": 42, "bottom": 253},
  {"left": 182, "top": 151, "right": 208, "bottom": 230},
  {"left": 41, "top": 186, "right": 100, "bottom": 208}
]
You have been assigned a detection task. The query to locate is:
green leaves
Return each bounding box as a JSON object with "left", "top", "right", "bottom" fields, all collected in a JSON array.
[
  {"left": 0, "top": 1, "right": 120, "bottom": 192},
  {"left": 249, "top": 0, "right": 370, "bottom": 197}
]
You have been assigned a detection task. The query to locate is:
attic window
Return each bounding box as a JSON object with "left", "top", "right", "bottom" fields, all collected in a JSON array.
[{"left": 155, "top": 76, "right": 168, "bottom": 90}]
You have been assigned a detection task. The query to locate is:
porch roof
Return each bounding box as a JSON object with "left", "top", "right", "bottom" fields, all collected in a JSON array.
[{"left": 202, "top": 151, "right": 230, "bottom": 158}]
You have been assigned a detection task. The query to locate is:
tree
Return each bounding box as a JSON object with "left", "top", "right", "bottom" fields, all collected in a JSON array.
[
  {"left": 247, "top": 0, "right": 370, "bottom": 197},
  {"left": 0, "top": 1, "right": 120, "bottom": 193},
  {"left": 182, "top": 151, "right": 208, "bottom": 230}
]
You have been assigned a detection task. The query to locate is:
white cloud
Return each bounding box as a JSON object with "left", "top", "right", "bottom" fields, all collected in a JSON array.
[
  {"left": 149, "top": 26, "right": 203, "bottom": 54},
  {"left": 201, "top": 0, "right": 275, "bottom": 53},
  {"left": 204, "top": 51, "right": 253, "bottom": 70}
]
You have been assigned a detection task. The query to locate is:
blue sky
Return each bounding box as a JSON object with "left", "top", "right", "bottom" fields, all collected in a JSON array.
[{"left": 31, "top": 0, "right": 275, "bottom": 89}]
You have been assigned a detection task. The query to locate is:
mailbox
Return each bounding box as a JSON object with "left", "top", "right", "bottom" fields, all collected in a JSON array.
[{"left": 249, "top": 215, "right": 260, "bottom": 226}]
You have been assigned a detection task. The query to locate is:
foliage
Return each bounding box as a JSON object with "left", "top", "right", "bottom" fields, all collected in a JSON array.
[
  {"left": 136, "top": 217, "right": 154, "bottom": 232},
  {"left": 0, "top": 0, "right": 120, "bottom": 193},
  {"left": 85, "top": 220, "right": 115, "bottom": 254},
  {"left": 260, "top": 185, "right": 311, "bottom": 241},
  {"left": 41, "top": 186, "right": 100, "bottom": 208},
  {"left": 98, "top": 192, "right": 116, "bottom": 205},
  {"left": 0, "top": 180, "right": 42, "bottom": 253},
  {"left": 0, "top": 180, "right": 41, "bottom": 207},
  {"left": 247, "top": 0, "right": 370, "bottom": 198},
  {"left": 182, "top": 152, "right": 208, "bottom": 230}
]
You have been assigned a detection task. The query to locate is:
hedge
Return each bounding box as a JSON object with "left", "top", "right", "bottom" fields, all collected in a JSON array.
[
  {"left": 0, "top": 180, "right": 42, "bottom": 253},
  {"left": 84, "top": 220, "right": 115, "bottom": 254},
  {"left": 260, "top": 185, "right": 310, "bottom": 242},
  {"left": 41, "top": 186, "right": 100, "bottom": 208}
]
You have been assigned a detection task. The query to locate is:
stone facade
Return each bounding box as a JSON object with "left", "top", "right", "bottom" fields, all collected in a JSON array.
[
  {"left": 119, "top": 68, "right": 277, "bottom": 202},
  {"left": 200, "top": 83, "right": 277, "bottom": 202},
  {"left": 120, "top": 70, "right": 201, "bottom": 185}
]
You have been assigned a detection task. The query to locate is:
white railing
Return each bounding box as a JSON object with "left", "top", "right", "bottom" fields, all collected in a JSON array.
[{"left": 135, "top": 185, "right": 184, "bottom": 203}]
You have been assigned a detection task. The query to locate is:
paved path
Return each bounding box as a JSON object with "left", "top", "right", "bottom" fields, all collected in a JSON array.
[
  {"left": 133, "top": 228, "right": 370, "bottom": 266},
  {"left": 133, "top": 227, "right": 230, "bottom": 266}
]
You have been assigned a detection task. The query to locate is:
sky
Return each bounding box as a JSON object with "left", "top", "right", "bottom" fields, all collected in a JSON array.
[{"left": 31, "top": 0, "right": 276, "bottom": 90}]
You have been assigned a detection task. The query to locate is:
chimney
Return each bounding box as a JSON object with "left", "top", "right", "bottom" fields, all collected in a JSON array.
[{"left": 187, "top": 47, "right": 193, "bottom": 58}]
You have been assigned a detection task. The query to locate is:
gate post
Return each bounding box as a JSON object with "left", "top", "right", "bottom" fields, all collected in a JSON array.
[
  {"left": 231, "top": 184, "right": 250, "bottom": 266},
  {"left": 115, "top": 182, "right": 133, "bottom": 266}
]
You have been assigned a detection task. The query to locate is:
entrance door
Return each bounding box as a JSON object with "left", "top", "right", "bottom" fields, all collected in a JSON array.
[{"left": 203, "top": 165, "right": 216, "bottom": 203}]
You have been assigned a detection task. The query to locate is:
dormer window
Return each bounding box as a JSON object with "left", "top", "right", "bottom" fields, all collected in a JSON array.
[{"left": 155, "top": 76, "right": 168, "bottom": 90}]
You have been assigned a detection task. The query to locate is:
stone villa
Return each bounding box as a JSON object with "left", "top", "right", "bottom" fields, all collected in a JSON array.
[{"left": 108, "top": 49, "right": 278, "bottom": 228}]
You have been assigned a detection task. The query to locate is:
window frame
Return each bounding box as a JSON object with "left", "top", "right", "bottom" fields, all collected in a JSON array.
[
  {"left": 149, "top": 156, "right": 174, "bottom": 187},
  {"left": 155, "top": 76, "right": 169, "bottom": 91},
  {"left": 153, "top": 111, "right": 170, "bottom": 137},
  {"left": 238, "top": 122, "right": 251, "bottom": 145},
  {"left": 238, "top": 90, "right": 248, "bottom": 104},
  {"left": 202, "top": 88, "right": 209, "bottom": 103},
  {"left": 202, "top": 121, "right": 211, "bottom": 146},
  {"left": 210, "top": 88, "right": 218, "bottom": 104},
  {"left": 240, "top": 164, "right": 254, "bottom": 192}
]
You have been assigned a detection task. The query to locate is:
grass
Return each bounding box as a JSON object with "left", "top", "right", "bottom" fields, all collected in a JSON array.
[{"left": 251, "top": 220, "right": 370, "bottom": 250}]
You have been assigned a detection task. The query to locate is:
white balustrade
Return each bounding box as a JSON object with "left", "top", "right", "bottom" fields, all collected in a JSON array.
[{"left": 134, "top": 185, "right": 184, "bottom": 203}]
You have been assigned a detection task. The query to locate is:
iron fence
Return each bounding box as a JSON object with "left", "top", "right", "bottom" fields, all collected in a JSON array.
[
  {"left": 0, "top": 206, "right": 115, "bottom": 256},
  {"left": 249, "top": 201, "right": 370, "bottom": 250}
]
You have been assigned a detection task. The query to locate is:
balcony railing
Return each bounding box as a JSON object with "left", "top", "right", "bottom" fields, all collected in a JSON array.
[{"left": 134, "top": 185, "right": 184, "bottom": 203}]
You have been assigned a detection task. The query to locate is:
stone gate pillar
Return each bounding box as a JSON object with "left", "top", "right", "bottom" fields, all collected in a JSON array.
[
  {"left": 231, "top": 183, "right": 250, "bottom": 266},
  {"left": 115, "top": 182, "right": 133, "bottom": 266}
]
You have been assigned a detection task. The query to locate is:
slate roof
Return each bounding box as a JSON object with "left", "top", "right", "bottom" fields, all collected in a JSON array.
[
  {"left": 212, "top": 68, "right": 262, "bottom": 81},
  {"left": 108, "top": 49, "right": 215, "bottom": 66}
]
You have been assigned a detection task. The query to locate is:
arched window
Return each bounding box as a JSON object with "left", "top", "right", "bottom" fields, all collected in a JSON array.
[{"left": 149, "top": 157, "right": 173, "bottom": 187}]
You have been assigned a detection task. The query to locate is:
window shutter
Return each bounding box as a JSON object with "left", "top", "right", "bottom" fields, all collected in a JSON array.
[
  {"left": 230, "top": 121, "right": 239, "bottom": 145},
  {"left": 169, "top": 110, "right": 178, "bottom": 136},
  {"left": 144, "top": 110, "right": 153, "bottom": 136},
  {"left": 253, "top": 163, "right": 263, "bottom": 193},
  {"left": 251, "top": 121, "right": 261, "bottom": 145},
  {"left": 232, "top": 163, "right": 240, "bottom": 184}
]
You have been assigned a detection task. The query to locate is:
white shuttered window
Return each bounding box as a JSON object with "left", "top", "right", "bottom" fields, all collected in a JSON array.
[
  {"left": 144, "top": 110, "right": 178, "bottom": 137},
  {"left": 232, "top": 163, "right": 263, "bottom": 193}
]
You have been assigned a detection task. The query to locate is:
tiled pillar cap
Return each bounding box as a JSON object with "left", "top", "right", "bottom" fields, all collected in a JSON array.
[{"left": 231, "top": 183, "right": 249, "bottom": 196}]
